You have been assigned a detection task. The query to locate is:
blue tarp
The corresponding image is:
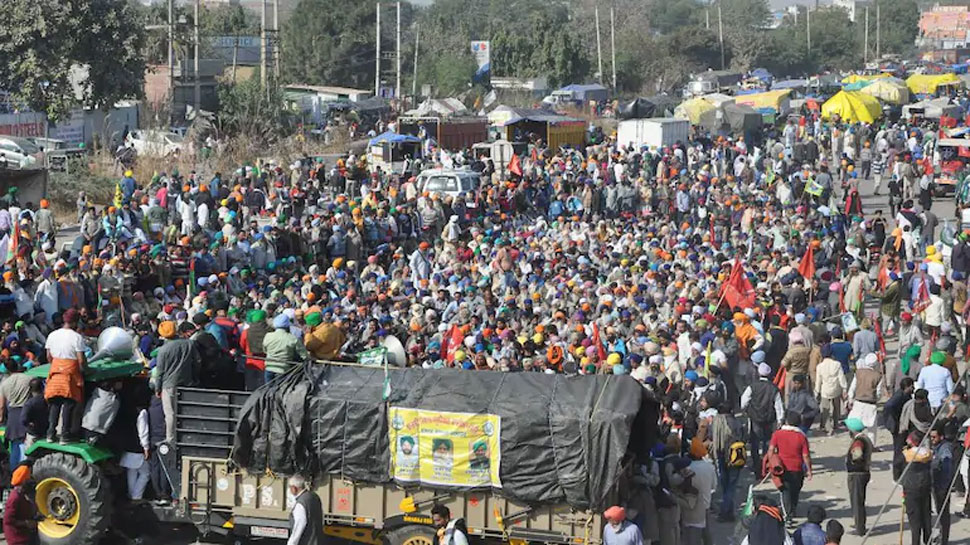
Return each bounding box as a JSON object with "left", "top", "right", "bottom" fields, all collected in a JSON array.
[
  {"left": 773, "top": 79, "right": 808, "bottom": 89},
  {"left": 368, "top": 131, "right": 422, "bottom": 146},
  {"left": 750, "top": 68, "right": 773, "bottom": 82},
  {"left": 557, "top": 83, "right": 609, "bottom": 102},
  {"left": 952, "top": 63, "right": 969, "bottom": 75}
]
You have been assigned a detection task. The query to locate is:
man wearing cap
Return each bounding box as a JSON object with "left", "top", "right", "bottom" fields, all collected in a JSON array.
[
  {"left": 601, "top": 506, "right": 642, "bottom": 545},
  {"left": 304, "top": 312, "right": 347, "bottom": 362},
  {"left": 847, "top": 353, "right": 883, "bottom": 446},
  {"left": 916, "top": 351, "right": 955, "bottom": 410},
  {"left": 263, "top": 314, "right": 309, "bottom": 382},
  {"left": 286, "top": 475, "right": 323, "bottom": 545},
  {"left": 4, "top": 465, "right": 37, "bottom": 545},
  {"left": 44, "top": 308, "right": 86, "bottom": 443},
  {"left": 155, "top": 321, "right": 201, "bottom": 443},
  {"left": 740, "top": 359, "right": 783, "bottom": 475},
  {"left": 844, "top": 418, "right": 873, "bottom": 535}
]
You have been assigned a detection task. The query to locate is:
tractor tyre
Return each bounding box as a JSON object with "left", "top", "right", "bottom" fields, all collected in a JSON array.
[
  {"left": 32, "top": 452, "right": 112, "bottom": 545},
  {"left": 384, "top": 524, "right": 437, "bottom": 545}
]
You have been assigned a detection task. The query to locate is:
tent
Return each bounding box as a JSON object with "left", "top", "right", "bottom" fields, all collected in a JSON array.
[
  {"left": 617, "top": 96, "right": 680, "bottom": 119},
  {"left": 674, "top": 97, "right": 717, "bottom": 124},
  {"left": 858, "top": 77, "right": 910, "bottom": 105},
  {"left": 367, "top": 131, "right": 422, "bottom": 146},
  {"left": 906, "top": 73, "right": 962, "bottom": 96},
  {"left": 842, "top": 80, "right": 872, "bottom": 91},
  {"left": 842, "top": 73, "right": 891, "bottom": 85},
  {"left": 902, "top": 98, "right": 963, "bottom": 120},
  {"left": 699, "top": 102, "right": 763, "bottom": 133},
  {"left": 773, "top": 79, "right": 808, "bottom": 90},
  {"left": 734, "top": 89, "right": 792, "bottom": 116},
  {"left": 821, "top": 91, "right": 882, "bottom": 123},
  {"left": 556, "top": 83, "right": 609, "bottom": 103}
]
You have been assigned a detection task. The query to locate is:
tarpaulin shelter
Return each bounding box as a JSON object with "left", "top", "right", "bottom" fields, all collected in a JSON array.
[
  {"left": 699, "top": 102, "right": 762, "bottom": 134},
  {"left": 821, "top": 91, "right": 882, "bottom": 123},
  {"left": 750, "top": 68, "right": 773, "bottom": 82},
  {"left": 842, "top": 80, "right": 872, "bottom": 91},
  {"left": 734, "top": 89, "right": 792, "bottom": 116},
  {"left": 230, "top": 364, "right": 659, "bottom": 510},
  {"left": 906, "top": 73, "right": 962, "bottom": 96},
  {"left": 617, "top": 96, "right": 680, "bottom": 119},
  {"left": 367, "top": 131, "right": 422, "bottom": 146},
  {"left": 556, "top": 83, "right": 609, "bottom": 103},
  {"left": 773, "top": 79, "right": 808, "bottom": 90},
  {"left": 858, "top": 77, "right": 910, "bottom": 105},
  {"left": 842, "top": 73, "right": 890, "bottom": 84},
  {"left": 902, "top": 98, "right": 963, "bottom": 120},
  {"left": 673, "top": 97, "right": 717, "bottom": 124}
]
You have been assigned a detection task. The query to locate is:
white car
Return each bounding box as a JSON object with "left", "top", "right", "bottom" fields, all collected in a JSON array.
[
  {"left": 416, "top": 168, "right": 482, "bottom": 200},
  {"left": 0, "top": 136, "right": 42, "bottom": 170},
  {"left": 124, "top": 130, "right": 184, "bottom": 157}
]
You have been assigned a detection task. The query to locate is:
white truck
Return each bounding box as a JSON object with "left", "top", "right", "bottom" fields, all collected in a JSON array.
[{"left": 616, "top": 118, "right": 690, "bottom": 151}]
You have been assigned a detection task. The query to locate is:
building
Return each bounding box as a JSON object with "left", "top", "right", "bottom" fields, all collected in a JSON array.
[
  {"left": 491, "top": 76, "right": 550, "bottom": 96},
  {"left": 832, "top": 0, "right": 871, "bottom": 23},
  {"left": 283, "top": 85, "right": 372, "bottom": 103},
  {"left": 144, "top": 59, "right": 225, "bottom": 119},
  {"left": 919, "top": 4, "right": 970, "bottom": 49}
]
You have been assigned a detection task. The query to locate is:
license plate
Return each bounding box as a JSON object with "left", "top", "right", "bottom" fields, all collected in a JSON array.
[{"left": 251, "top": 526, "right": 289, "bottom": 538}]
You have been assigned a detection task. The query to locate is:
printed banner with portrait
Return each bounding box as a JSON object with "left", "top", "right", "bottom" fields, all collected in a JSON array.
[{"left": 389, "top": 407, "right": 501, "bottom": 488}]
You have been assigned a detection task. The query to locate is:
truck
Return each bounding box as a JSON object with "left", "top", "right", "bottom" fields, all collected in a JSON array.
[
  {"left": 398, "top": 117, "right": 488, "bottom": 151},
  {"left": 683, "top": 70, "right": 743, "bottom": 98},
  {"left": 616, "top": 118, "right": 690, "bottom": 151},
  {"left": 22, "top": 357, "right": 659, "bottom": 545}
]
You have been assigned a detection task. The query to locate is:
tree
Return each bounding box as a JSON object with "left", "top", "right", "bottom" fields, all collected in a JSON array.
[
  {"left": 876, "top": 0, "right": 919, "bottom": 56},
  {"left": 423, "top": 53, "right": 478, "bottom": 96},
  {"left": 0, "top": 0, "right": 146, "bottom": 122},
  {"left": 217, "top": 78, "right": 291, "bottom": 143},
  {"left": 201, "top": 4, "right": 260, "bottom": 36},
  {"left": 720, "top": 0, "right": 771, "bottom": 71},
  {"left": 490, "top": 6, "right": 589, "bottom": 87}
]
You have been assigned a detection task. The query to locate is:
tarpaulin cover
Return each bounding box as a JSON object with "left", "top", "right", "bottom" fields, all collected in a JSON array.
[
  {"left": 859, "top": 77, "right": 910, "bottom": 105},
  {"left": 906, "top": 73, "right": 962, "bottom": 96},
  {"left": 231, "top": 365, "right": 657, "bottom": 510},
  {"left": 821, "top": 91, "right": 882, "bottom": 124},
  {"left": 617, "top": 96, "right": 679, "bottom": 119},
  {"left": 699, "top": 102, "right": 763, "bottom": 133}
]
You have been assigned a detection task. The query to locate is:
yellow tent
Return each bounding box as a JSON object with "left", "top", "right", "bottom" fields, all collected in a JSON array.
[
  {"left": 906, "top": 73, "right": 962, "bottom": 96},
  {"left": 859, "top": 77, "right": 910, "bottom": 105},
  {"left": 734, "top": 89, "right": 792, "bottom": 115},
  {"left": 674, "top": 97, "right": 717, "bottom": 124},
  {"left": 821, "top": 91, "right": 882, "bottom": 123},
  {"left": 842, "top": 73, "right": 890, "bottom": 85}
]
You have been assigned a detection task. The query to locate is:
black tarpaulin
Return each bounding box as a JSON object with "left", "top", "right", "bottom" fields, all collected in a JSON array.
[
  {"left": 230, "top": 365, "right": 657, "bottom": 510},
  {"left": 699, "top": 102, "right": 763, "bottom": 133},
  {"left": 617, "top": 96, "right": 679, "bottom": 119}
]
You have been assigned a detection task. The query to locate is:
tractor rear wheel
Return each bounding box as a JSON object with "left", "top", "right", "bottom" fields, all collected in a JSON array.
[{"left": 33, "top": 452, "right": 112, "bottom": 545}]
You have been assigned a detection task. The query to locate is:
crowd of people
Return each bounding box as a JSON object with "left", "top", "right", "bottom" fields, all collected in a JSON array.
[{"left": 1, "top": 105, "right": 970, "bottom": 545}]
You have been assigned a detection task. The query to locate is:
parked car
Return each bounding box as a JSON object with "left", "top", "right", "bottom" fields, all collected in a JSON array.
[
  {"left": 416, "top": 168, "right": 481, "bottom": 200},
  {"left": 0, "top": 136, "right": 43, "bottom": 170},
  {"left": 124, "top": 129, "right": 184, "bottom": 156}
]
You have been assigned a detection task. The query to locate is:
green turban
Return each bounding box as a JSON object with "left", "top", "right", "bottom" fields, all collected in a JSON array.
[
  {"left": 902, "top": 345, "right": 921, "bottom": 375},
  {"left": 248, "top": 309, "right": 267, "bottom": 323},
  {"left": 930, "top": 351, "right": 945, "bottom": 365},
  {"left": 305, "top": 312, "right": 323, "bottom": 327}
]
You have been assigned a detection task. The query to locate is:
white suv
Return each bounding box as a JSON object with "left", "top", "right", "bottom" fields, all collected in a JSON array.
[{"left": 124, "top": 129, "right": 184, "bottom": 157}]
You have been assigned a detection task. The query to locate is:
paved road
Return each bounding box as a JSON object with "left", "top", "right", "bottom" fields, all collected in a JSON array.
[{"left": 709, "top": 179, "right": 966, "bottom": 545}]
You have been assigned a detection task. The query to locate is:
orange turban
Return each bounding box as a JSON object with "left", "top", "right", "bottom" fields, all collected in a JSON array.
[
  {"left": 11, "top": 465, "right": 30, "bottom": 486},
  {"left": 158, "top": 321, "right": 176, "bottom": 339},
  {"left": 603, "top": 506, "right": 626, "bottom": 523}
]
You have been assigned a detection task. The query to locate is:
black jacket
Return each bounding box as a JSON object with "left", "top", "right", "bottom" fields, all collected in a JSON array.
[{"left": 883, "top": 390, "right": 911, "bottom": 435}]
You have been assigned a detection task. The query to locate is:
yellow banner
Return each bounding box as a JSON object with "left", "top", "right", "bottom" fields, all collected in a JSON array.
[{"left": 389, "top": 407, "right": 502, "bottom": 488}]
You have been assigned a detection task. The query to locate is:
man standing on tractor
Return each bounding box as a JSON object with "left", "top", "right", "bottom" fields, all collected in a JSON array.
[
  {"left": 155, "top": 321, "right": 201, "bottom": 443},
  {"left": 44, "top": 308, "right": 86, "bottom": 443}
]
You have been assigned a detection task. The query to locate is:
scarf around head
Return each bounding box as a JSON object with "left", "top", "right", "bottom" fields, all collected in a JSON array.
[{"left": 902, "top": 344, "right": 920, "bottom": 375}]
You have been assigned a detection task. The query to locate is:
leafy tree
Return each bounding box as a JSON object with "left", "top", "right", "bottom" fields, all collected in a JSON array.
[
  {"left": 201, "top": 4, "right": 260, "bottom": 36},
  {"left": 876, "top": 0, "right": 919, "bottom": 55},
  {"left": 490, "top": 6, "right": 589, "bottom": 87},
  {"left": 423, "top": 53, "right": 478, "bottom": 96},
  {"left": 720, "top": 0, "right": 771, "bottom": 71},
  {"left": 217, "top": 78, "right": 291, "bottom": 142},
  {"left": 0, "top": 0, "right": 146, "bottom": 122}
]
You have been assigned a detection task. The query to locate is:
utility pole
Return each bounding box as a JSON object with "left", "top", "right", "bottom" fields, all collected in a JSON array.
[
  {"left": 231, "top": 37, "right": 239, "bottom": 83},
  {"left": 705, "top": 9, "right": 710, "bottom": 30},
  {"left": 168, "top": 0, "right": 175, "bottom": 120},
  {"left": 260, "top": 0, "right": 267, "bottom": 87},
  {"left": 876, "top": 2, "right": 881, "bottom": 58},
  {"left": 375, "top": 4, "right": 381, "bottom": 96},
  {"left": 806, "top": 6, "right": 811, "bottom": 54},
  {"left": 610, "top": 6, "right": 617, "bottom": 90},
  {"left": 194, "top": 0, "right": 201, "bottom": 113},
  {"left": 412, "top": 24, "right": 419, "bottom": 106},
  {"left": 396, "top": 2, "right": 401, "bottom": 101},
  {"left": 595, "top": 7, "right": 603, "bottom": 84},
  {"left": 717, "top": 3, "right": 724, "bottom": 70},
  {"left": 274, "top": 0, "right": 280, "bottom": 78},
  {"left": 864, "top": 5, "right": 869, "bottom": 64}
]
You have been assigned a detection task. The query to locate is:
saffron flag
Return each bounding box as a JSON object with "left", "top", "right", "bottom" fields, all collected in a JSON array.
[
  {"left": 797, "top": 245, "right": 815, "bottom": 280},
  {"left": 592, "top": 323, "right": 607, "bottom": 361},
  {"left": 912, "top": 275, "right": 931, "bottom": 314},
  {"left": 443, "top": 325, "right": 464, "bottom": 363},
  {"left": 709, "top": 218, "right": 718, "bottom": 250},
  {"left": 720, "top": 258, "right": 756, "bottom": 309},
  {"left": 509, "top": 154, "right": 523, "bottom": 177}
]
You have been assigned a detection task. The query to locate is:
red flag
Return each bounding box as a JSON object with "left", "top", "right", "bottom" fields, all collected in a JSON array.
[
  {"left": 592, "top": 323, "right": 607, "bottom": 361},
  {"left": 509, "top": 154, "right": 523, "bottom": 177},
  {"left": 709, "top": 218, "right": 719, "bottom": 250},
  {"left": 872, "top": 313, "right": 887, "bottom": 362},
  {"left": 720, "top": 258, "right": 756, "bottom": 309},
  {"left": 443, "top": 325, "right": 463, "bottom": 363},
  {"left": 797, "top": 245, "right": 815, "bottom": 280},
  {"left": 912, "top": 274, "right": 931, "bottom": 314}
]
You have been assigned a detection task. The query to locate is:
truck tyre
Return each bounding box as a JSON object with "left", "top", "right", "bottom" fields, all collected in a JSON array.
[
  {"left": 33, "top": 452, "right": 112, "bottom": 545},
  {"left": 385, "top": 525, "right": 437, "bottom": 545}
]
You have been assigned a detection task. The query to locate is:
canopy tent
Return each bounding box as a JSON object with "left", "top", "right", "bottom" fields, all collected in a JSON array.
[
  {"left": 858, "top": 77, "right": 910, "bottom": 105},
  {"left": 902, "top": 98, "right": 963, "bottom": 120},
  {"left": 700, "top": 93, "right": 735, "bottom": 106},
  {"left": 368, "top": 131, "right": 422, "bottom": 146},
  {"left": 617, "top": 96, "right": 680, "bottom": 119},
  {"left": 906, "top": 73, "right": 962, "bottom": 96},
  {"left": 404, "top": 98, "right": 470, "bottom": 117},
  {"left": 821, "top": 91, "right": 882, "bottom": 123},
  {"left": 734, "top": 89, "right": 792, "bottom": 116},
  {"left": 556, "top": 83, "right": 609, "bottom": 103},
  {"left": 699, "top": 102, "right": 763, "bottom": 133},
  {"left": 673, "top": 97, "right": 716, "bottom": 124},
  {"left": 842, "top": 73, "right": 891, "bottom": 85}
]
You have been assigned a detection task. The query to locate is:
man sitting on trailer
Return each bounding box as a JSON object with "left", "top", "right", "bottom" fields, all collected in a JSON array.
[{"left": 431, "top": 504, "right": 468, "bottom": 545}]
